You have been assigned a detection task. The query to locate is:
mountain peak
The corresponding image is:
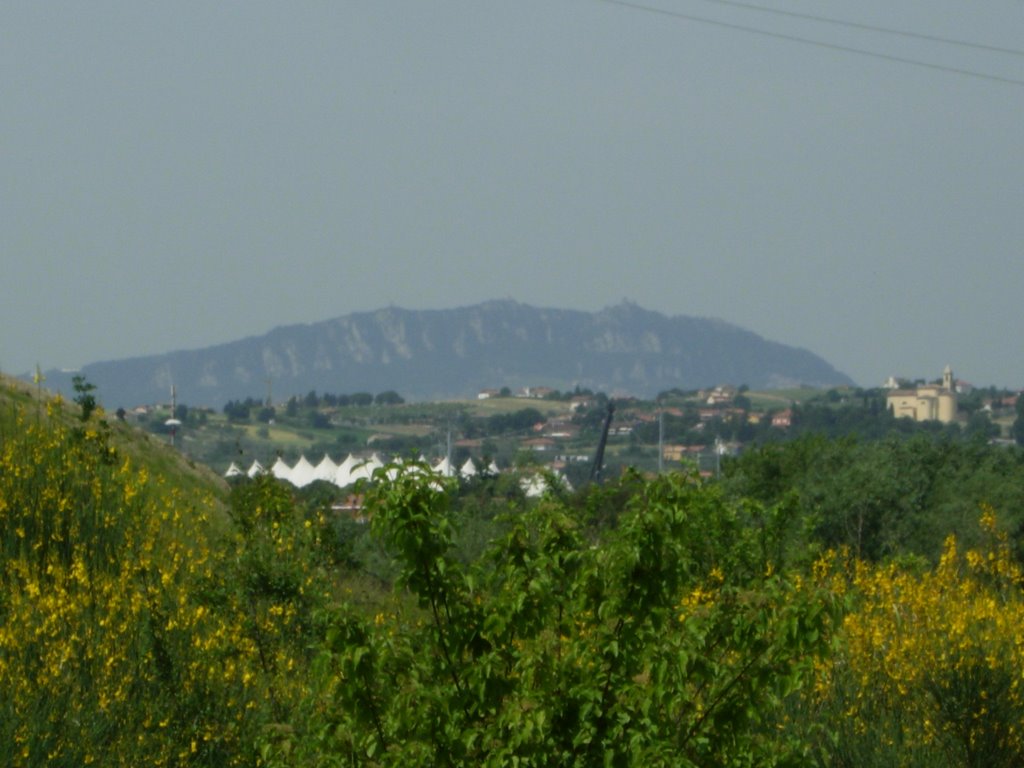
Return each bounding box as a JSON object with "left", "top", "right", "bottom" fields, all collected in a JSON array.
[{"left": 39, "top": 301, "right": 853, "bottom": 408}]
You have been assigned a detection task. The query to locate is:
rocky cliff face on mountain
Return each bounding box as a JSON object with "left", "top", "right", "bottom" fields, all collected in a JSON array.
[{"left": 42, "top": 301, "right": 854, "bottom": 408}]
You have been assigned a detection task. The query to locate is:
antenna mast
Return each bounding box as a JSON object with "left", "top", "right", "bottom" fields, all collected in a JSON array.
[
  {"left": 588, "top": 402, "right": 616, "bottom": 484},
  {"left": 165, "top": 385, "right": 181, "bottom": 447},
  {"left": 658, "top": 409, "right": 664, "bottom": 474}
]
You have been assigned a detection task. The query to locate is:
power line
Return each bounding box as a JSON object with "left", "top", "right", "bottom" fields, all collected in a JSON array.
[
  {"left": 697, "top": 0, "right": 1024, "bottom": 58},
  {"left": 593, "top": 0, "right": 1024, "bottom": 87}
]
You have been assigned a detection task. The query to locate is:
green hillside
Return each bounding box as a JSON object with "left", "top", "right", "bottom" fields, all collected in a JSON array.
[
  {"left": 1, "top": 374, "right": 230, "bottom": 520},
  {"left": 3, "top": 373, "right": 1024, "bottom": 766}
]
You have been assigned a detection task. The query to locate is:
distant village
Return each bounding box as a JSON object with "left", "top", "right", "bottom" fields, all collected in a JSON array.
[{"left": 190, "top": 365, "right": 1024, "bottom": 506}]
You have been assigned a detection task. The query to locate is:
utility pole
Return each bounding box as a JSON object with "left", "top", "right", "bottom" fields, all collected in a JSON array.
[
  {"left": 658, "top": 409, "right": 664, "bottom": 474},
  {"left": 165, "top": 385, "right": 181, "bottom": 447}
]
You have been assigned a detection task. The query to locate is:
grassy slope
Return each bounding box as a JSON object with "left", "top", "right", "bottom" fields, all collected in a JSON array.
[
  {"left": 745, "top": 388, "right": 827, "bottom": 411},
  {"left": 0, "top": 374, "right": 230, "bottom": 521}
]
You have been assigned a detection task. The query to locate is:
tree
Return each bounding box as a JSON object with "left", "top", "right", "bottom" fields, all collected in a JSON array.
[
  {"left": 309, "top": 410, "right": 331, "bottom": 429},
  {"left": 272, "top": 467, "right": 840, "bottom": 765},
  {"left": 374, "top": 390, "right": 405, "bottom": 406},
  {"left": 1015, "top": 395, "right": 1024, "bottom": 447},
  {"left": 349, "top": 392, "right": 373, "bottom": 407},
  {"left": 72, "top": 375, "right": 98, "bottom": 421},
  {"left": 964, "top": 411, "right": 999, "bottom": 441},
  {"left": 487, "top": 407, "right": 544, "bottom": 435},
  {"left": 223, "top": 400, "right": 251, "bottom": 422}
]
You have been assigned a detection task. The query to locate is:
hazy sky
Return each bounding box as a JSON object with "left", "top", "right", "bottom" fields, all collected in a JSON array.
[{"left": 3, "top": 1, "right": 1022, "bottom": 388}]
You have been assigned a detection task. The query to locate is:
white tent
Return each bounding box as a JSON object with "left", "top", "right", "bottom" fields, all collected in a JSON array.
[
  {"left": 459, "top": 458, "right": 477, "bottom": 480},
  {"left": 348, "top": 453, "right": 383, "bottom": 484},
  {"left": 271, "top": 457, "right": 293, "bottom": 482},
  {"left": 334, "top": 454, "right": 358, "bottom": 488},
  {"left": 338, "top": 453, "right": 359, "bottom": 473},
  {"left": 289, "top": 455, "right": 316, "bottom": 488},
  {"left": 348, "top": 459, "right": 370, "bottom": 484},
  {"left": 366, "top": 453, "right": 385, "bottom": 476},
  {"left": 313, "top": 454, "right": 338, "bottom": 483},
  {"left": 224, "top": 462, "right": 243, "bottom": 479},
  {"left": 432, "top": 456, "right": 455, "bottom": 478},
  {"left": 246, "top": 460, "right": 265, "bottom": 478},
  {"left": 382, "top": 455, "right": 403, "bottom": 481},
  {"left": 366, "top": 454, "right": 385, "bottom": 479},
  {"left": 520, "top": 472, "right": 572, "bottom": 498},
  {"left": 521, "top": 475, "right": 545, "bottom": 498}
]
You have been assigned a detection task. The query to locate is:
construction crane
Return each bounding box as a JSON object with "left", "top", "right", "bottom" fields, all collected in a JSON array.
[{"left": 588, "top": 402, "right": 615, "bottom": 484}]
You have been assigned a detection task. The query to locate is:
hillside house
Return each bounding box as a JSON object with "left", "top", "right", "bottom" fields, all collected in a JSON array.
[
  {"left": 516, "top": 386, "right": 555, "bottom": 399},
  {"left": 662, "top": 444, "right": 706, "bottom": 463},
  {"left": 706, "top": 387, "right": 736, "bottom": 405},
  {"left": 543, "top": 421, "right": 580, "bottom": 439},
  {"left": 555, "top": 453, "right": 591, "bottom": 464},
  {"left": 569, "top": 396, "right": 593, "bottom": 412}
]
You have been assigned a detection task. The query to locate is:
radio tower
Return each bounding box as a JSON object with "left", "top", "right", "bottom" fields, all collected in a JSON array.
[{"left": 164, "top": 385, "right": 182, "bottom": 447}]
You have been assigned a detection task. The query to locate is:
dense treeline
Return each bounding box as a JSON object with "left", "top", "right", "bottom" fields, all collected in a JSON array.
[
  {"left": 781, "top": 396, "right": 1000, "bottom": 443},
  {"left": 480, "top": 407, "right": 546, "bottom": 437},
  {"left": 721, "top": 433, "right": 1024, "bottom": 562},
  {"left": 222, "top": 390, "right": 407, "bottom": 424}
]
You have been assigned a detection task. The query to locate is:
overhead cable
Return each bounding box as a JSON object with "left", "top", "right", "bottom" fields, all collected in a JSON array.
[
  {"left": 593, "top": 0, "right": 1024, "bottom": 87},
  {"left": 698, "top": 0, "right": 1024, "bottom": 58}
]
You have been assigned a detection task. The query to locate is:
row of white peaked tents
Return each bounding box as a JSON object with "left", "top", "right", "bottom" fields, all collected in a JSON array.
[
  {"left": 224, "top": 453, "right": 571, "bottom": 497},
  {"left": 224, "top": 453, "right": 497, "bottom": 490}
]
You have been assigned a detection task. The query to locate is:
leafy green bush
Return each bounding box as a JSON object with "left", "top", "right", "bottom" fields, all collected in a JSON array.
[{"left": 265, "top": 466, "right": 842, "bottom": 766}]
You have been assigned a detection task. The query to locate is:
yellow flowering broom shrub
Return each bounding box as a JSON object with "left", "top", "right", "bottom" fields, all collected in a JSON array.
[
  {"left": 0, "top": 394, "right": 327, "bottom": 766},
  {"left": 808, "top": 505, "right": 1024, "bottom": 768}
]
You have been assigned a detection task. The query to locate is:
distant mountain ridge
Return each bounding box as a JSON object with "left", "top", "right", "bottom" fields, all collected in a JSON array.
[{"left": 40, "top": 301, "right": 854, "bottom": 408}]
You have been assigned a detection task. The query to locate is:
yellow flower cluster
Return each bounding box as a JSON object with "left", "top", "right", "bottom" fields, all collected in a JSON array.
[
  {"left": 0, "top": 397, "right": 317, "bottom": 766},
  {"left": 814, "top": 505, "right": 1024, "bottom": 764}
]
